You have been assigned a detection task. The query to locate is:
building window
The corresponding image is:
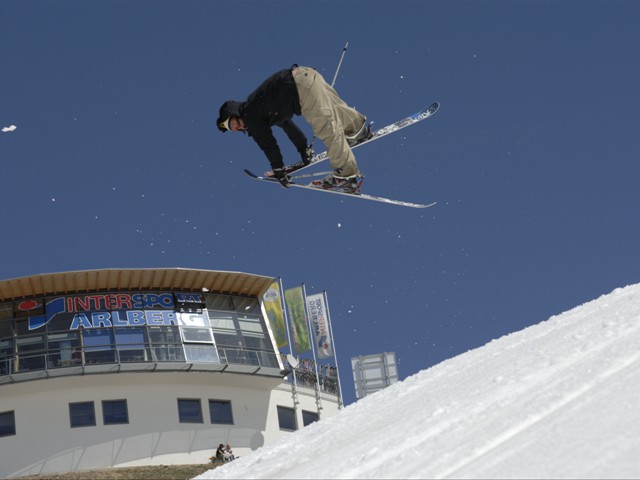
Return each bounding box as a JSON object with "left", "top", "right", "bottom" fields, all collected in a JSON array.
[
  {"left": 47, "top": 331, "right": 81, "bottom": 368},
  {"left": 115, "top": 327, "right": 148, "bottom": 363},
  {"left": 177, "top": 399, "right": 203, "bottom": 423},
  {"left": 205, "top": 294, "right": 234, "bottom": 311},
  {"left": 0, "top": 302, "right": 13, "bottom": 320},
  {"left": 277, "top": 406, "right": 297, "bottom": 432},
  {"left": 179, "top": 310, "right": 220, "bottom": 364},
  {"left": 183, "top": 344, "right": 220, "bottom": 363},
  {"left": 148, "top": 326, "right": 184, "bottom": 362},
  {"left": 302, "top": 410, "right": 319, "bottom": 426},
  {"left": 0, "top": 339, "right": 13, "bottom": 376},
  {"left": 102, "top": 400, "right": 129, "bottom": 425},
  {"left": 232, "top": 296, "right": 261, "bottom": 314},
  {"left": 82, "top": 329, "right": 116, "bottom": 365},
  {"left": 0, "top": 410, "right": 16, "bottom": 437},
  {"left": 69, "top": 402, "right": 96, "bottom": 428},
  {"left": 16, "top": 334, "right": 46, "bottom": 372},
  {"left": 209, "top": 400, "right": 234, "bottom": 425}
]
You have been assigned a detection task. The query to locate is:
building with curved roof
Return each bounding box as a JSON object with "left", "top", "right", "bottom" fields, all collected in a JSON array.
[{"left": 0, "top": 268, "right": 340, "bottom": 478}]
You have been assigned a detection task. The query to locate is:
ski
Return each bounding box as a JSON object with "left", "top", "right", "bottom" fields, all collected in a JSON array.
[
  {"left": 263, "top": 101, "right": 440, "bottom": 177},
  {"left": 244, "top": 169, "right": 436, "bottom": 209}
]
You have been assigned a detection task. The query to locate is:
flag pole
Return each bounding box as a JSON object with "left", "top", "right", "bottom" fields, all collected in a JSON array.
[
  {"left": 323, "top": 290, "right": 344, "bottom": 409},
  {"left": 280, "top": 278, "right": 299, "bottom": 407},
  {"left": 303, "top": 284, "right": 324, "bottom": 417}
]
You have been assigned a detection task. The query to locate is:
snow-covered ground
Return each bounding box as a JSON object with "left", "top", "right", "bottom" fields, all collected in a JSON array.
[{"left": 197, "top": 284, "right": 640, "bottom": 479}]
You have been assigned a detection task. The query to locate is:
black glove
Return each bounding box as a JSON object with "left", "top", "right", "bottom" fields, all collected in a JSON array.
[
  {"left": 273, "top": 167, "right": 291, "bottom": 188},
  {"left": 300, "top": 145, "right": 313, "bottom": 166}
]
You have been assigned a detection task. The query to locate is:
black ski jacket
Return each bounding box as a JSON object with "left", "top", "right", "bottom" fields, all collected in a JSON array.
[{"left": 239, "top": 68, "right": 307, "bottom": 170}]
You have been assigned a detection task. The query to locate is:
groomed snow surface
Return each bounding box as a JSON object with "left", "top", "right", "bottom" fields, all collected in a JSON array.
[{"left": 197, "top": 284, "right": 640, "bottom": 479}]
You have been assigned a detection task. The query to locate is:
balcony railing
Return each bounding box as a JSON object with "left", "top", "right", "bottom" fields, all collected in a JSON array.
[
  {"left": 282, "top": 366, "right": 339, "bottom": 395},
  {"left": 0, "top": 343, "right": 281, "bottom": 382}
]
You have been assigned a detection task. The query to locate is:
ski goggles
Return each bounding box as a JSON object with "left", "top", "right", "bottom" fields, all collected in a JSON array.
[{"left": 219, "top": 117, "right": 231, "bottom": 131}]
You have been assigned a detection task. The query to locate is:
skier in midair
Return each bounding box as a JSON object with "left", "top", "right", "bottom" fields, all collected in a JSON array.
[{"left": 216, "top": 65, "right": 370, "bottom": 191}]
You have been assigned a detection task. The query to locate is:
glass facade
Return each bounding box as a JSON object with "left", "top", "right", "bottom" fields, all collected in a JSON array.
[{"left": 0, "top": 291, "right": 280, "bottom": 380}]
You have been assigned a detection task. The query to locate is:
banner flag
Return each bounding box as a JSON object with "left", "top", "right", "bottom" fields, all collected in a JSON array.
[
  {"left": 306, "top": 293, "right": 333, "bottom": 359},
  {"left": 263, "top": 282, "right": 287, "bottom": 348},
  {"left": 285, "top": 286, "right": 310, "bottom": 354}
]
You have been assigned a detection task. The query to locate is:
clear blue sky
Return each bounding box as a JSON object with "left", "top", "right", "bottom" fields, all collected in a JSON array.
[{"left": 2, "top": 0, "right": 639, "bottom": 404}]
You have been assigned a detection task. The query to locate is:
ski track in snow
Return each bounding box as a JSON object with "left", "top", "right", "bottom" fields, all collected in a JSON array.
[{"left": 197, "top": 285, "right": 640, "bottom": 479}]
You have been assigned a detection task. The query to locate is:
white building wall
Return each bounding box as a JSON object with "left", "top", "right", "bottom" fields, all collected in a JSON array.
[{"left": 0, "top": 372, "right": 338, "bottom": 478}]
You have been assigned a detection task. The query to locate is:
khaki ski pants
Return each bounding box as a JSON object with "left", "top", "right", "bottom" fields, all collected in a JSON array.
[{"left": 293, "top": 66, "right": 365, "bottom": 177}]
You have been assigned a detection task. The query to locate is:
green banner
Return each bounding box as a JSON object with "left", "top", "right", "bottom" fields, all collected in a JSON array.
[
  {"left": 263, "top": 282, "right": 287, "bottom": 348},
  {"left": 285, "top": 286, "right": 310, "bottom": 354}
]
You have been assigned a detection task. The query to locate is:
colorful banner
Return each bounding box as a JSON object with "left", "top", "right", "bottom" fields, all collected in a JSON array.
[
  {"left": 23, "top": 292, "right": 200, "bottom": 331},
  {"left": 262, "top": 282, "right": 288, "bottom": 348},
  {"left": 285, "top": 286, "right": 310, "bottom": 354},
  {"left": 306, "top": 293, "right": 333, "bottom": 359}
]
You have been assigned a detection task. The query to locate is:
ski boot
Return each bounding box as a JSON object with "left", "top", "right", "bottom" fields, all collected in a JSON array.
[
  {"left": 313, "top": 173, "right": 362, "bottom": 193},
  {"left": 346, "top": 120, "right": 373, "bottom": 147}
]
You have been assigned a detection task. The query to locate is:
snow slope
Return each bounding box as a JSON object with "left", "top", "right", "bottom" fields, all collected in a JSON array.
[{"left": 197, "top": 284, "right": 640, "bottom": 479}]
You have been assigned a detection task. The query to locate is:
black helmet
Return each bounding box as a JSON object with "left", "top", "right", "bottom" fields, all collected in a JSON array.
[{"left": 216, "top": 100, "right": 242, "bottom": 132}]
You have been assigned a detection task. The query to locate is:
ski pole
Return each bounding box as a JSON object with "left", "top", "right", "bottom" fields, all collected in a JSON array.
[
  {"left": 308, "top": 42, "right": 349, "bottom": 152},
  {"left": 331, "top": 41, "right": 349, "bottom": 88}
]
